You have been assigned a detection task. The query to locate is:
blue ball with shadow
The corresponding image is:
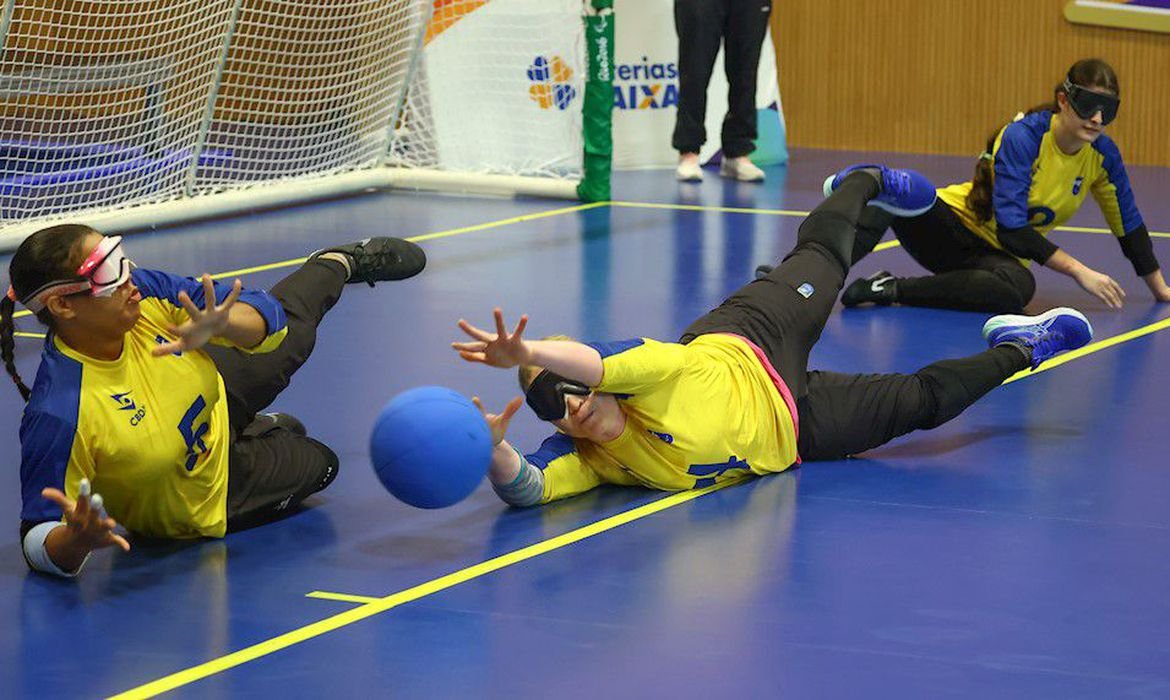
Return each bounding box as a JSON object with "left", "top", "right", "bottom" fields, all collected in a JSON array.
[{"left": 369, "top": 386, "right": 493, "bottom": 509}]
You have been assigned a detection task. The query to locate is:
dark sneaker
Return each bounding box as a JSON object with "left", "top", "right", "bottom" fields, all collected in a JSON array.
[
  {"left": 311, "top": 237, "right": 426, "bottom": 287},
  {"left": 242, "top": 412, "right": 307, "bottom": 438},
  {"left": 982, "top": 307, "right": 1093, "bottom": 370},
  {"left": 822, "top": 164, "right": 937, "bottom": 217},
  {"left": 841, "top": 270, "right": 898, "bottom": 306}
]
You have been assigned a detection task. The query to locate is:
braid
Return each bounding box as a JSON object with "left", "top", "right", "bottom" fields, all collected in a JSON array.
[{"left": 0, "top": 294, "right": 31, "bottom": 401}]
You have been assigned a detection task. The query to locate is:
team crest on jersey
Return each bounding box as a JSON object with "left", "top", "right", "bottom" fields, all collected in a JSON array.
[
  {"left": 648, "top": 429, "right": 674, "bottom": 444},
  {"left": 1072, "top": 176, "right": 1084, "bottom": 195},
  {"left": 110, "top": 391, "right": 136, "bottom": 411}
]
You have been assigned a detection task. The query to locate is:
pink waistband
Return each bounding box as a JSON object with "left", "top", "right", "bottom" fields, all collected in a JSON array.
[{"left": 719, "top": 333, "right": 801, "bottom": 464}]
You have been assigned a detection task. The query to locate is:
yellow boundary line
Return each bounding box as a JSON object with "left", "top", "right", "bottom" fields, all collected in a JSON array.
[
  {"left": 110, "top": 305, "right": 1170, "bottom": 699},
  {"left": 108, "top": 478, "right": 746, "bottom": 700},
  {"left": 305, "top": 591, "right": 381, "bottom": 605}
]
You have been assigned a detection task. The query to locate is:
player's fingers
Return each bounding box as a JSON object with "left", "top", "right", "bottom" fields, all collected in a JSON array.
[
  {"left": 457, "top": 319, "right": 494, "bottom": 342},
  {"left": 511, "top": 315, "right": 528, "bottom": 340},
  {"left": 178, "top": 290, "right": 202, "bottom": 318},
  {"left": 501, "top": 396, "right": 524, "bottom": 419},
  {"left": 110, "top": 532, "right": 131, "bottom": 552},
  {"left": 218, "top": 278, "right": 243, "bottom": 312},
  {"left": 493, "top": 308, "right": 509, "bottom": 338},
  {"left": 40, "top": 488, "right": 73, "bottom": 511}
]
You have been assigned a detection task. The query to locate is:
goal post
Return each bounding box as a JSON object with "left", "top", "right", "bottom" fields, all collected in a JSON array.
[{"left": 0, "top": 0, "right": 612, "bottom": 251}]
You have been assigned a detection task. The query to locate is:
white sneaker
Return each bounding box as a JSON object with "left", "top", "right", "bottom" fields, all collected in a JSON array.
[
  {"left": 676, "top": 158, "right": 703, "bottom": 182},
  {"left": 720, "top": 157, "right": 765, "bottom": 182}
]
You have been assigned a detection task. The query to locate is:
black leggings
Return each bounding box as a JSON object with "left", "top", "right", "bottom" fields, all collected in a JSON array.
[
  {"left": 854, "top": 201, "right": 1037, "bottom": 313},
  {"left": 204, "top": 259, "right": 346, "bottom": 530},
  {"left": 672, "top": 0, "right": 772, "bottom": 157},
  {"left": 680, "top": 173, "right": 1028, "bottom": 461}
]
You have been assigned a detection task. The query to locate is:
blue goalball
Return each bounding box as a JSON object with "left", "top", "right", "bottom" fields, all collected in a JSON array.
[{"left": 369, "top": 386, "right": 493, "bottom": 509}]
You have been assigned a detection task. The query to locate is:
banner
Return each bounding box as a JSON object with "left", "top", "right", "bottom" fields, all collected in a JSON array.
[
  {"left": 612, "top": 0, "right": 786, "bottom": 170},
  {"left": 1064, "top": 0, "right": 1170, "bottom": 34}
]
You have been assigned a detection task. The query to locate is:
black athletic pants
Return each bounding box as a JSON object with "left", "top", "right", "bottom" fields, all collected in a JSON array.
[
  {"left": 205, "top": 259, "right": 346, "bottom": 530},
  {"left": 671, "top": 0, "right": 772, "bottom": 157},
  {"left": 679, "top": 173, "right": 1029, "bottom": 461},
  {"left": 853, "top": 201, "right": 1037, "bottom": 313}
]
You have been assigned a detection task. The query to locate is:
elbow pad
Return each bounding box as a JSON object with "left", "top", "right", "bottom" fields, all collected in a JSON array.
[
  {"left": 1118, "top": 224, "right": 1159, "bottom": 277},
  {"left": 492, "top": 449, "right": 546, "bottom": 507},
  {"left": 996, "top": 225, "right": 1059, "bottom": 264}
]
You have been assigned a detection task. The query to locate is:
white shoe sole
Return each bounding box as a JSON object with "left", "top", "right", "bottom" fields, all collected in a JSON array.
[{"left": 982, "top": 307, "right": 1093, "bottom": 342}]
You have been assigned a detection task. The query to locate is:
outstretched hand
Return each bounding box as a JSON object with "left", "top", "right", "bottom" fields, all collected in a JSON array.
[
  {"left": 41, "top": 479, "right": 131, "bottom": 553},
  {"left": 472, "top": 396, "right": 523, "bottom": 445},
  {"left": 452, "top": 308, "right": 532, "bottom": 369},
  {"left": 153, "top": 275, "right": 242, "bottom": 356},
  {"left": 1075, "top": 268, "right": 1125, "bottom": 309}
]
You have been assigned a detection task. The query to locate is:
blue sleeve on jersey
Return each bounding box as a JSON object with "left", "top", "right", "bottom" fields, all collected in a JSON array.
[
  {"left": 525, "top": 433, "right": 577, "bottom": 470},
  {"left": 586, "top": 338, "right": 645, "bottom": 359},
  {"left": 992, "top": 118, "right": 1045, "bottom": 230},
  {"left": 20, "top": 411, "right": 76, "bottom": 522},
  {"left": 20, "top": 344, "right": 84, "bottom": 523},
  {"left": 1092, "top": 136, "right": 1144, "bottom": 233},
  {"left": 131, "top": 268, "right": 287, "bottom": 336}
]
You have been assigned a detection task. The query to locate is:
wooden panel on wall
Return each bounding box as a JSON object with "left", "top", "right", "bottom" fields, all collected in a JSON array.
[{"left": 773, "top": 0, "right": 1170, "bottom": 166}]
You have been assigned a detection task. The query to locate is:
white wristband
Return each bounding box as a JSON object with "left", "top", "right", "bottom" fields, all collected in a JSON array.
[{"left": 23, "top": 521, "right": 89, "bottom": 577}]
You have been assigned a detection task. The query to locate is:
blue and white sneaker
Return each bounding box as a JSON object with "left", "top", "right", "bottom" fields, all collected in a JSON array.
[
  {"left": 822, "top": 164, "right": 937, "bottom": 217},
  {"left": 982, "top": 307, "right": 1093, "bottom": 370}
]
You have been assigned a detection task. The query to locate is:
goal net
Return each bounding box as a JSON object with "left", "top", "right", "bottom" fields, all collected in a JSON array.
[{"left": 0, "top": 0, "right": 593, "bottom": 248}]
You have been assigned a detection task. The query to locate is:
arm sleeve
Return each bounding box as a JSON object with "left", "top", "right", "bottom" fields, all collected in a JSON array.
[
  {"left": 587, "top": 338, "right": 687, "bottom": 394},
  {"left": 491, "top": 447, "right": 546, "bottom": 507},
  {"left": 991, "top": 122, "right": 1059, "bottom": 264},
  {"left": 131, "top": 268, "right": 288, "bottom": 353},
  {"left": 19, "top": 411, "right": 92, "bottom": 576},
  {"left": 1089, "top": 138, "right": 1156, "bottom": 276},
  {"left": 524, "top": 433, "right": 605, "bottom": 504},
  {"left": 996, "top": 225, "right": 1059, "bottom": 264}
]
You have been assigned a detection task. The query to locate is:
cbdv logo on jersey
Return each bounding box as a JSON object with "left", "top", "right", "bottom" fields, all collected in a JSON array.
[
  {"left": 614, "top": 55, "right": 678, "bottom": 110},
  {"left": 110, "top": 390, "right": 147, "bottom": 426},
  {"left": 527, "top": 56, "right": 577, "bottom": 110}
]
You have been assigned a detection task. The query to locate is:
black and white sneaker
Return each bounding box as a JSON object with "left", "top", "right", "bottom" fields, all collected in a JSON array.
[
  {"left": 841, "top": 270, "right": 898, "bottom": 307},
  {"left": 310, "top": 237, "right": 426, "bottom": 287}
]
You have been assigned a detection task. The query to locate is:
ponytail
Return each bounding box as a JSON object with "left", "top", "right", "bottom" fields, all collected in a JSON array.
[{"left": 0, "top": 293, "right": 31, "bottom": 401}]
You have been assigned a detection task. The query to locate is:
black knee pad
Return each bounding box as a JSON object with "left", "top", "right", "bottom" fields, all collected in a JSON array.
[{"left": 796, "top": 211, "right": 855, "bottom": 273}]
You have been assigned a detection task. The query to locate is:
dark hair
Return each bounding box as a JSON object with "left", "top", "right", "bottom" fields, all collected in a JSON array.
[
  {"left": 967, "top": 59, "right": 1121, "bottom": 223},
  {"left": 1, "top": 224, "right": 97, "bottom": 401}
]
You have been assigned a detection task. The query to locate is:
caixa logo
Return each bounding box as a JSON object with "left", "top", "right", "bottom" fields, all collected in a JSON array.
[
  {"left": 614, "top": 56, "right": 678, "bottom": 110},
  {"left": 527, "top": 56, "right": 577, "bottom": 110}
]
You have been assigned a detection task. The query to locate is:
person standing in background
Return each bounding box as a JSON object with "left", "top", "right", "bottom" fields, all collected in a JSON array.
[{"left": 673, "top": 0, "right": 773, "bottom": 183}]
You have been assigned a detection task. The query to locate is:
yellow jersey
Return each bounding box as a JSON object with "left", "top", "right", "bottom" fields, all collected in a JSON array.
[
  {"left": 936, "top": 111, "right": 1143, "bottom": 259},
  {"left": 19, "top": 269, "right": 287, "bottom": 538},
  {"left": 526, "top": 334, "right": 800, "bottom": 504}
]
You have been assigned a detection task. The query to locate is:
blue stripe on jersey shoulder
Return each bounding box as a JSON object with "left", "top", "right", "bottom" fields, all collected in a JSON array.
[
  {"left": 132, "top": 267, "right": 287, "bottom": 336},
  {"left": 20, "top": 340, "right": 83, "bottom": 522},
  {"left": 525, "top": 433, "right": 577, "bottom": 471},
  {"left": 1091, "top": 134, "right": 1143, "bottom": 232},
  {"left": 992, "top": 112, "right": 1049, "bottom": 229},
  {"left": 131, "top": 268, "right": 193, "bottom": 305},
  {"left": 586, "top": 338, "right": 645, "bottom": 358}
]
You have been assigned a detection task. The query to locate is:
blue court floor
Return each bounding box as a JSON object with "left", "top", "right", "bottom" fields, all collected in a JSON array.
[{"left": 3, "top": 149, "right": 1170, "bottom": 699}]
